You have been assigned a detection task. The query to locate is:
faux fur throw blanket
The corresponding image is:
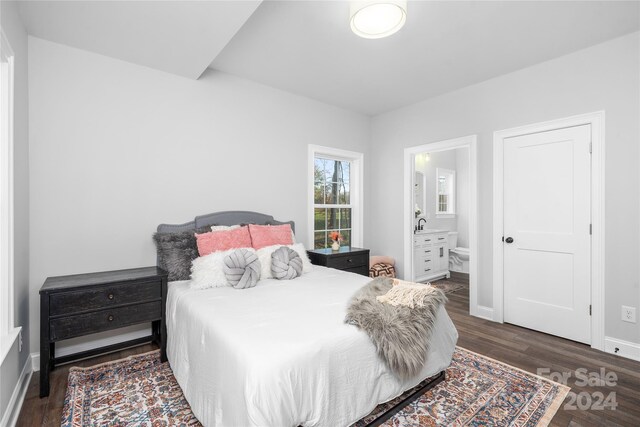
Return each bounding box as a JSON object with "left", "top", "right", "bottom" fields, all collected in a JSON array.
[{"left": 344, "top": 277, "right": 447, "bottom": 379}]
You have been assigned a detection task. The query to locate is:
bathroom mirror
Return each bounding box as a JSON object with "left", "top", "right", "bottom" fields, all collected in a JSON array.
[{"left": 414, "top": 171, "right": 426, "bottom": 217}]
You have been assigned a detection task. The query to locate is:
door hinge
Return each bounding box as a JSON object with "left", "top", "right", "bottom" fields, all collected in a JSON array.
[{"left": 589, "top": 305, "right": 592, "bottom": 316}]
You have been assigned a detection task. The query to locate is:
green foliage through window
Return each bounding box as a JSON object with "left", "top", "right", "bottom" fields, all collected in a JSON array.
[{"left": 314, "top": 157, "right": 352, "bottom": 249}]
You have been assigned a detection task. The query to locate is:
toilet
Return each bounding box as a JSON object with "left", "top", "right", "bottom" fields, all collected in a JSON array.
[{"left": 448, "top": 231, "right": 470, "bottom": 273}]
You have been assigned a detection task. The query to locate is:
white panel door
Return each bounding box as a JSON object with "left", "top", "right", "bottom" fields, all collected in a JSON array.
[{"left": 504, "top": 125, "right": 591, "bottom": 344}]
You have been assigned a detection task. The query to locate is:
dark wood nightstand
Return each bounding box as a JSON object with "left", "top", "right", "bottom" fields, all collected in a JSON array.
[
  {"left": 39, "top": 266, "right": 168, "bottom": 397},
  {"left": 307, "top": 246, "right": 370, "bottom": 276}
]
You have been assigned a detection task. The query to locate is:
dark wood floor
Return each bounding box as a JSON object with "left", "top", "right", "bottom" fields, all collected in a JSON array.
[{"left": 17, "top": 282, "right": 640, "bottom": 426}]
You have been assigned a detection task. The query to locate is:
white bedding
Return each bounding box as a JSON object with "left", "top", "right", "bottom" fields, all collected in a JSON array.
[{"left": 167, "top": 266, "right": 458, "bottom": 427}]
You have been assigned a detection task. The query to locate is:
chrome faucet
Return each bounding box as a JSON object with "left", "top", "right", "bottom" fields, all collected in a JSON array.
[{"left": 417, "top": 217, "right": 426, "bottom": 231}]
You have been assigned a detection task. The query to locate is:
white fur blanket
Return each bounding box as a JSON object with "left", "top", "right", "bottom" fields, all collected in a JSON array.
[{"left": 344, "top": 277, "right": 447, "bottom": 379}]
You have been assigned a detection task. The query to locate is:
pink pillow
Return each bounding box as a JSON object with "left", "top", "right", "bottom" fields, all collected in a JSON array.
[
  {"left": 195, "top": 226, "right": 252, "bottom": 256},
  {"left": 249, "top": 224, "right": 294, "bottom": 249}
]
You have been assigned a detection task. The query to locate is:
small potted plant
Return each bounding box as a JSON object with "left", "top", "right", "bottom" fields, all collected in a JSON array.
[{"left": 329, "top": 231, "right": 343, "bottom": 251}]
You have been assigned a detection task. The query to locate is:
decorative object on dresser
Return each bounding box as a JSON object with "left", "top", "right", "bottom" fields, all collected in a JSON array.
[
  {"left": 414, "top": 230, "right": 450, "bottom": 282},
  {"left": 306, "top": 246, "right": 370, "bottom": 276},
  {"left": 39, "top": 266, "right": 168, "bottom": 397}
]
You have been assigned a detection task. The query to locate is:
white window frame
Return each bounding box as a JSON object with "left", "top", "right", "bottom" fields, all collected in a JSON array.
[
  {"left": 308, "top": 145, "right": 363, "bottom": 249},
  {"left": 0, "top": 29, "right": 17, "bottom": 362},
  {"left": 435, "top": 167, "right": 456, "bottom": 217}
]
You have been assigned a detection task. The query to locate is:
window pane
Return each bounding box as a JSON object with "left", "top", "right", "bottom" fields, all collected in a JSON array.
[
  {"left": 326, "top": 182, "right": 338, "bottom": 204},
  {"left": 340, "top": 208, "right": 351, "bottom": 229},
  {"left": 314, "top": 181, "right": 324, "bottom": 204},
  {"left": 314, "top": 208, "right": 326, "bottom": 230},
  {"left": 314, "top": 231, "right": 327, "bottom": 249},
  {"left": 341, "top": 161, "right": 350, "bottom": 183},
  {"left": 340, "top": 229, "right": 351, "bottom": 247},
  {"left": 323, "top": 159, "right": 335, "bottom": 185},
  {"left": 338, "top": 179, "right": 350, "bottom": 204},
  {"left": 327, "top": 208, "right": 339, "bottom": 230},
  {"left": 314, "top": 159, "right": 325, "bottom": 182}
]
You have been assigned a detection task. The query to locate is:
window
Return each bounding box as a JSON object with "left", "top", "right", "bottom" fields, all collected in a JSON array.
[
  {"left": 309, "top": 145, "right": 363, "bottom": 249},
  {"left": 436, "top": 168, "right": 455, "bottom": 216},
  {"left": 0, "top": 30, "right": 14, "bottom": 342}
]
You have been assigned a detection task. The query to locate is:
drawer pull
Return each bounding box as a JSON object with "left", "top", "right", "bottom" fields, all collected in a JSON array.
[
  {"left": 425, "top": 268, "right": 431, "bottom": 272},
  {"left": 424, "top": 259, "right": 431, "bottom": 263},
  {"left": 438, "top": 237, "right": 445, "bottom": 240},
  {"left": 424, "top": 250, "right": 431, "bottom": 253},
  {"left": 107, "top": 315, "right": 114, "bottom": 322},
  {"left": 107, "top": 293, "right": 114, "bottom": 300}
]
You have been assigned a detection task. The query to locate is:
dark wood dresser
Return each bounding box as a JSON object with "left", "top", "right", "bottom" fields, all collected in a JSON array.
[
  {"left": 307, "top": 246, "right": 370, "bottom": 276},
  {"left": 39, "top": 266, "right": 168, "bottom": 397}
]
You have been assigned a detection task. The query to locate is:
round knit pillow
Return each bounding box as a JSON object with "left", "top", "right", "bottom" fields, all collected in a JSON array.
[
  {"left": 223, "top": 249, "right": 261, "bottom": 289},
  {"left": 271, "top": 247, "right": 303, "bottom": 280}
]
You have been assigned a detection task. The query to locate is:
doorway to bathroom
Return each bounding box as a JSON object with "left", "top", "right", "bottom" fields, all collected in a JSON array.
[{"left": 403, "top": 135, "right": 479, "bottom": 317}]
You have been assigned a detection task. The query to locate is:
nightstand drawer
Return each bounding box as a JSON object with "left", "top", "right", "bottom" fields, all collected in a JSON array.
[
  {"left": 50, "top": 280, "right": 161, "bottom": 316},
  {"left": 326, "top": 253, "right": 368, "bottom": 270},
  {"left": 50, "top": 301, "right": 162, "bottom": 341}
]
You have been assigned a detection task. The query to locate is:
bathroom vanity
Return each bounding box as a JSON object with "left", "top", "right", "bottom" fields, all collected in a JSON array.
[{"left": 413, "top": 229, "right": 450, "bottom": 282}]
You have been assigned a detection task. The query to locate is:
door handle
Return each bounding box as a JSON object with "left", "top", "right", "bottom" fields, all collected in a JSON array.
[{"left": 505, "top": 237, "right": 514, "bottom": 244}]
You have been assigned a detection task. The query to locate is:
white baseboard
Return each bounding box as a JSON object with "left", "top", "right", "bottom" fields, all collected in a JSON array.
[
  {"left": 31, "top": 327, "right": 150, "bottom": 372},
  {"left": 604, "top": 336, "right": 640, "bottom": 362},
  {"left": 1, "top": 354, "right": 32, "bottom": 427},
  {"left": 472, "top": 304, "right": 495, "bottom": 321},
  {"left": 30, "top": 352, "right": 39, "bottom": 372}
]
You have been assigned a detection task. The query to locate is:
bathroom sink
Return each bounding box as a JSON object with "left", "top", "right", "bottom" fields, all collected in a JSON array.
[{"left": 414, "top": 229, "right": 447, "bottom": 234}]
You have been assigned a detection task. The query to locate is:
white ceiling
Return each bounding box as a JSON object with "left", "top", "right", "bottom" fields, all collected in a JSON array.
[
  {"left": 18, "top": 0, "right": 262, "bottom": 79},
  {"left": 211, "top": 0, "right": 640, "bottom": 115},
  {"left": 17, "top": 1, "right": 640, "bottom": 115}
]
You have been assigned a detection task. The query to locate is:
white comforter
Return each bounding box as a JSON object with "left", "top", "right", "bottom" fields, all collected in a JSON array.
[{"left": 167, "top": 266, "right": 458, "bottom": 427}]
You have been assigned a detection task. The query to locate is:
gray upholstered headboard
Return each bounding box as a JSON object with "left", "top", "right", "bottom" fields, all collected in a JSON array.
[{"left": 156, "top": 210, "right": 295, "bottom": 234}]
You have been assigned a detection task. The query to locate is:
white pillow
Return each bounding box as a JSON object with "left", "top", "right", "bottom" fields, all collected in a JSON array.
[
  {"left": 190, "top": 248, "right": 257, "bottom": 290},
  {"left": 257, "top": 243, "right": 313, "bottom": 279},
  {"left": 210, "top": 224, "right": 241, "bottom": 232}
]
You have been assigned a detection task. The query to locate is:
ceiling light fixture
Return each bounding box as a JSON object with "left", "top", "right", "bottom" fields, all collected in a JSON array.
[{"left": 350, "top": 0, "right": 407, "bottom": 39}]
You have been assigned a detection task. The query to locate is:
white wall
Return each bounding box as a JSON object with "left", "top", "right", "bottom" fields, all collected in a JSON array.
[
  {"left": 456, "top": 147, "right": 469, "bottom": 248},
  {"left": 28, "top": 37, "right": 370, "bottom": 356},
  {"left": 0, "top": 1, "right": 30, "bottom": 422},
  {"left": 370, "top": 32, "right": 640, "bottom": 343}
]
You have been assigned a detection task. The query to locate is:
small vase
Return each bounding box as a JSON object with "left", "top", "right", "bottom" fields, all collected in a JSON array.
[{"left": 331, "top": 241, "right": 340, "bottom": 251}]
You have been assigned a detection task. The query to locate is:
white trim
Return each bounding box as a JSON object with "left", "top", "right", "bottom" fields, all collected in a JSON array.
[
  {"left": 0, "top": 326, "right": 20, "bottom": 364},
  {"left": 30, "top": 327, "right": 151, "bottom": 371},
  {"left": 475, "top": 305, "right": 494, "bottom": 321},
  {"left": 30, "top": 352, "right": 39, "bottom": 372},
  {"left": 0, "top": 29, "right": 15, "bottom": 339},
  {"left": 604, "top": 337, "right": 640, "bottom": 362},
  {"left": 307, "top": 145, "right": 364, "bottom": 249},
  {"left": 403, "top": 135, "right": 479, "bottom": 316},
  {"left": 0, "top": 353, "right": 32, "bottom": 427},
  {"left": 492, "top": 111, "right": 605, "bottom": 351}
]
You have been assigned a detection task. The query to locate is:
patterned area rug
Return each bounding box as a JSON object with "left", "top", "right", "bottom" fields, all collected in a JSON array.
[
  {"left": 430, "top": 280, "right": 466, "bottom": 295},
  {"left": 61, "top": 347, "right": 568, "bottom": 427}
]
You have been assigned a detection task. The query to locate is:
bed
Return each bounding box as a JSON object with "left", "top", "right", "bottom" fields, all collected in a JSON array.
[{"left": 158, "top": 211, "right": 459, "bottom": 426}]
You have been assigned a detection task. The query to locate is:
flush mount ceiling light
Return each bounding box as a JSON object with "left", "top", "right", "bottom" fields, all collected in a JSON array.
[{"left": 350, "top": 0, "right": 407, "bottom": 39}]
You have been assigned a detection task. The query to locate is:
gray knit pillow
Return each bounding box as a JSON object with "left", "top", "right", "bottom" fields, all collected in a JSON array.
[
  {"left": 223, "top": 249, "right": 261, "bottom": 289},
  {"left": 271, "top": 247, "right": 303, "bottom": 280}
]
